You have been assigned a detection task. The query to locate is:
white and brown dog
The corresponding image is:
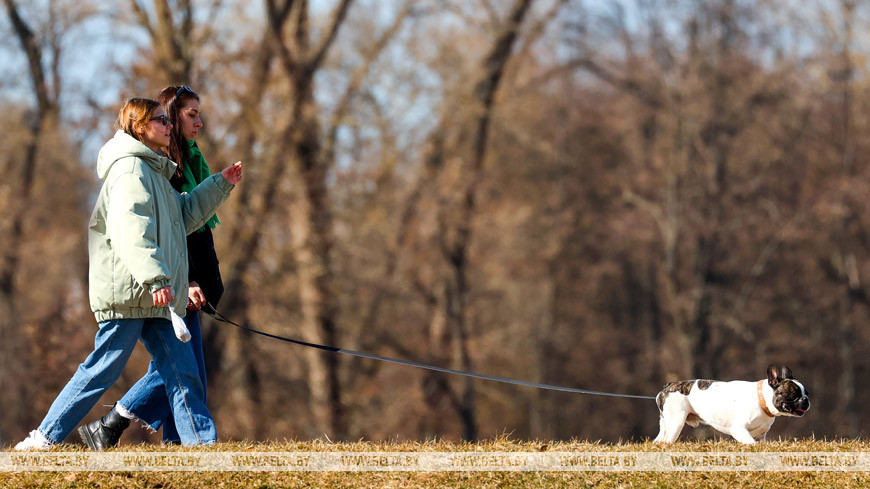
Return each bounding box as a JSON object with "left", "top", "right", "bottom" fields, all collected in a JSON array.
[{"left": 653, "top": 365, "right": 810, "bottom": 444}]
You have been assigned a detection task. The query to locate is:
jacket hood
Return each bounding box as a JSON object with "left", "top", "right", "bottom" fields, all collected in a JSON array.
[{"left": 97, "top": 130, "right": 177, "bottom": 180}]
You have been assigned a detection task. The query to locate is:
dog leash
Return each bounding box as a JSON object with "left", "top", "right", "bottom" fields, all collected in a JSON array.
[{"left": 202, "top": 306, "right": 656, "bottom": 400}]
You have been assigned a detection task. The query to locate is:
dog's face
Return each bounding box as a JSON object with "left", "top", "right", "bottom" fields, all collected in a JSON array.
[{"left": 768, "top": 365, "right": 810, "bottom": 417}]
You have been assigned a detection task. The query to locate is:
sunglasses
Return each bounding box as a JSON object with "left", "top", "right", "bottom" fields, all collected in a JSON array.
[
  {"left": 176, "top": 85, "right": 196, "bottom": 97},
  {"left": 149, "top": 114, "right": 171, "bottom": 126}
]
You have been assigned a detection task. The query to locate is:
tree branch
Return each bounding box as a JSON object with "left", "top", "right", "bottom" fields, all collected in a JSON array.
[
  {"left": 324, "top": 0, "right": 411, "bottom": 164},
  {"left": 129, "top": 0, "right": 155, "bottom": 40},
  {"left": 3, "top": 0, "right": 53, "bottom": 115},
  {"left": 308, "top": 0, "right": 354, "bottom": 71}
]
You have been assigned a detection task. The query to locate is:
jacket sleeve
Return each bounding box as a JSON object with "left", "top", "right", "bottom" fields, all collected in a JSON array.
[
  {"left": 106, "top": 171, "right": 172, "bottom": 292},
  {"left": 179, "top": 173, "right": 234, "bottom": 235}
]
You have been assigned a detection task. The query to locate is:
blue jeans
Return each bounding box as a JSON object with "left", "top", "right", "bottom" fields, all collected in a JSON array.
[
  {"left": 118, "top": 311, "right": 207, "bottom": 443},
  {"left": 36, "top": 317, "right": 216, "bottom": 446}
]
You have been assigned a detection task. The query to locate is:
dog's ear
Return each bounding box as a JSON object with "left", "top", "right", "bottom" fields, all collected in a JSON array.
[
  {"left": 781, "top": 365, "right": 794, "bottom": 380},
  {"left": 767, "top": 364, "right": 780, "bottom": 387}
]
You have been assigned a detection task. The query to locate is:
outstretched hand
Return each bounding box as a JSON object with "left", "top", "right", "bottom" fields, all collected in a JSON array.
[{"left": 222, "top": 161, "right": 243, "bottom": 185}]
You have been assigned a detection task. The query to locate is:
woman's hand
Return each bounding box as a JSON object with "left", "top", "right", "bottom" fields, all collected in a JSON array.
[
  {"left": 152, "top": 286, "right": 174, "bottom": 306},
  {"left": 221, "top": 161, "right": 243, "bottom": 185},
  {"left": 188, "top": 281, "right": 205, "bottom": 310}
]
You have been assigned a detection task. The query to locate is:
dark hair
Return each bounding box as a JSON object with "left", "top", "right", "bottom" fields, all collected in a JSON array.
[
  {"left": 117, "top": 98, "right": 160, "bottom": 144},
  {"left": 157, "top": 85, "right": 200, "bottom": 172}
]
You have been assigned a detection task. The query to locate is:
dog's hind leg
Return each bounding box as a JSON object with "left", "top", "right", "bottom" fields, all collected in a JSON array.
[{"left": 729, "top": 426, "right": 757, "bottom": 445}]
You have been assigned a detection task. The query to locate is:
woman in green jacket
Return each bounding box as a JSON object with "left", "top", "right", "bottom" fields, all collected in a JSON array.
[{"left": 15, "top": 98, "right": 243, "bottom": 450}]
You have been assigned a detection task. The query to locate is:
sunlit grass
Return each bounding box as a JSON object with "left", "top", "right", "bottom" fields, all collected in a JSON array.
[{"left": 3, "top": 437, "right": 869, "bottom": 488}]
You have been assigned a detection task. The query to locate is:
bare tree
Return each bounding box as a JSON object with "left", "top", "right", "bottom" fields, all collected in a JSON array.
[
  {"left": 421, "top": 0, "right": 535, "bottom": 441},
  {"left": 0, "top": 0, "right": 59, "bottom": 316},
  {"left": 258, "top": 0, "right": 352, "bottom": 440},
  {"left": 128, "top": 0, "right": 194, "bottom": 83},
  {"left": 195, "top": 0, "right": 410, "bottom": 441},
  {"left": 0, "top": 0, "right": 97, "bottom": 446},
  {"left": 816, "top": 0, "right": 860, "bottom": 437},
  {"left": 0, "top": 0, "right": 61, "bottom": 446}
]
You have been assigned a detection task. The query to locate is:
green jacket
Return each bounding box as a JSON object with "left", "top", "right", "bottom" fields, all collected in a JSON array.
[{"left": 88, "top": 130, "right": 234, "bottom": 322}]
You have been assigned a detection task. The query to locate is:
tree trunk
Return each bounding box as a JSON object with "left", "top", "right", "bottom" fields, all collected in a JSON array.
[
  {"left": 435, "top": 0, "right": 534, "bottom": 442},
  {"left": 289, "top": 130, "right": 346, "bottom": 438},
  {"left": 1, "top": 0, "right": 59, "bottom": 446}
]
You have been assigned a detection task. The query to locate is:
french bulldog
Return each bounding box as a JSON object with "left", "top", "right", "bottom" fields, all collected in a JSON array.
[{"left": 653, "top": 364, "right": 810, "bottom": 444}]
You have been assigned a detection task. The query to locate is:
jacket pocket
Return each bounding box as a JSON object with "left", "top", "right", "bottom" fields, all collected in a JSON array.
[{"left": 112, "top": 251, "right": 145, "bottom": 310}]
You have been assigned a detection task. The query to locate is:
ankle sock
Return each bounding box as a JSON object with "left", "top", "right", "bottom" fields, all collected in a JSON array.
[{"left": 114, "top": 404, "right": 135, "bottom": 420}]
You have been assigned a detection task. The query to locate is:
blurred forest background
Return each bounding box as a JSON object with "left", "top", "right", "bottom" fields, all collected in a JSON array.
[{"left": 1, "top": 0, "right": 868, "bottom": 446}]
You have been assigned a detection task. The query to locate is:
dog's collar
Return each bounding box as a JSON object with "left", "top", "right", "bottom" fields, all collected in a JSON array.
[{"left": 757, "top": 380, "right": 776, "bottom": 417}]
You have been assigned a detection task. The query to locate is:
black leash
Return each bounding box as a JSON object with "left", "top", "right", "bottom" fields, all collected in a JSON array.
[{"left": 202, "top": 306, "right": 656, "bottom": 400}]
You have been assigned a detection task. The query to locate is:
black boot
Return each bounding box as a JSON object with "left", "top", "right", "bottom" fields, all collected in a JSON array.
[{"left": 77, "top": 405, "right": 131, "bottom": 451}]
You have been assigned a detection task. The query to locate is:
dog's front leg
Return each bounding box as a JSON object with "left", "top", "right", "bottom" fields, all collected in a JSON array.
[{"left": 729, "top": 427, "right": 757, "bottom": 445}]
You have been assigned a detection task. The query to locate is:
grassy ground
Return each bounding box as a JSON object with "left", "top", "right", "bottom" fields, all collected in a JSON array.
[{"left": 3, "top": 438, "right": 870, "bottom": 488}]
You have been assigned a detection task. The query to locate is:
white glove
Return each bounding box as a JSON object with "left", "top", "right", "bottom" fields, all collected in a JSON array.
[{"left": 170, "top": 307, "right": 191, "bottom": 342}]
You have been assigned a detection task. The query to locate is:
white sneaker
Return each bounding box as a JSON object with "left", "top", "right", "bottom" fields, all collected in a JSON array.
[{"left": 14, "top": 430, "right": 52, "bottom": 451}]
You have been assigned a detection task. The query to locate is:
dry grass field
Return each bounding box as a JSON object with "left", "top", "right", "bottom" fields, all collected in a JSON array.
[{"left": 3, "top": 438, "right": 870, "bottom": 488}]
